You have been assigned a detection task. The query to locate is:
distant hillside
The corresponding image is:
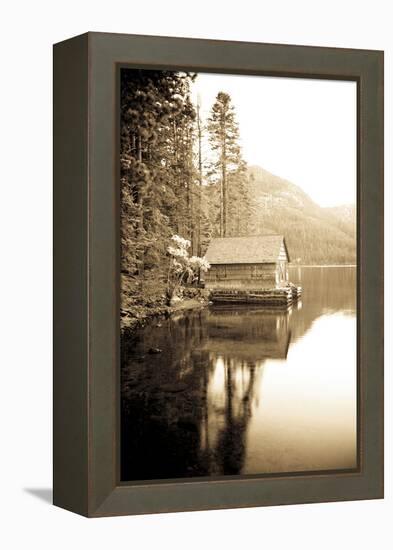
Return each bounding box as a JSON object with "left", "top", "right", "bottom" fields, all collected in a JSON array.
[
  {"left": 324, "top": 204, "right": 356, "bottom": 238},
  {"left": 248, "top": 166, "right": 356, "bottom": 265}
]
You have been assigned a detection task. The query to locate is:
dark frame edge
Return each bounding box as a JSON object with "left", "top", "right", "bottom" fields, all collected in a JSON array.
[
  {"left": 88, "top": 30, "right": 384, "bottom": 56},
  {"left": 359, "top": 48, "right": 384, "bottom": 500},
  {"left": 53, "top": 33, "right": 90, "bottom": 517}
]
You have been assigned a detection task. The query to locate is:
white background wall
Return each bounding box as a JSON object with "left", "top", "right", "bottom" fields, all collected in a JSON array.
[{"left": 0, "top": 1, "right": 391, "bottom": 548}]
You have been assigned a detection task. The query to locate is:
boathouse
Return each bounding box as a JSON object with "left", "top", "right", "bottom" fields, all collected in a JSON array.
[{"left": 204, "top": 235, "right": 290, "bottom": 290}]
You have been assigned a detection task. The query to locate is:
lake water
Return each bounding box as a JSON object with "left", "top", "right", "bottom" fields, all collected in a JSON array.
[{"left": 121, "top": 266, "right": 357, "bottom": 481}]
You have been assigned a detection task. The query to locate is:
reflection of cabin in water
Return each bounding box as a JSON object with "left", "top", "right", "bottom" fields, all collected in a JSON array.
[
  {"left": 205, "top": 307, "right": 291, "bottom": 361},
  {"left": 204, "top": 235, "right": 290, "bottom": 290}
]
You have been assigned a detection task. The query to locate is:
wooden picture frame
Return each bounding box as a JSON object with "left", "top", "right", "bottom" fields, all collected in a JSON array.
[{"left": 53, "top": 32, "right": 384, "bottom": 517}]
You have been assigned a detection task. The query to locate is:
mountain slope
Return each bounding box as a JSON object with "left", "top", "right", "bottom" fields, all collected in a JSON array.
[
  {"left": 324, "top": 204, "right": 356, "bottom": 238},
  {"left": 248, "top": 166, "right": 356, "bottom": 264}
]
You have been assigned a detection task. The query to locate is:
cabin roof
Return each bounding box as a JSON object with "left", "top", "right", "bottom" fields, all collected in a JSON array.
[{"left": 205, "top": 235, "right": 290, "bottom": 265}]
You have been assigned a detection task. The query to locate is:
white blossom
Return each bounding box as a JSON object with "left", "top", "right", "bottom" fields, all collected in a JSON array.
[
  {"left": 167, "top": 235, "right": 210, "bottom": 295},
  {"left": 171, "top": 234, "right": 191, "bottom": 249},
  {"left": 167, "top": 245, "right": 188, "bottom": 259}
]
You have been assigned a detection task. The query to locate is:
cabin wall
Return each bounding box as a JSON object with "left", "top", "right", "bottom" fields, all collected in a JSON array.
[
  {"left": 205, "top": 263, "right": 279, "bottom": 289},
  {"left": 278, "top": 242, "right": 288, "bottom": 262},
  {"left": 276, "top": 261, "right": 289, "bottom": 288}
]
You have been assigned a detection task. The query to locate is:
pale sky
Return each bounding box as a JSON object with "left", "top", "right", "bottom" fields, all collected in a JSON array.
[{"left": 192, "top": 73, "right": 356, "bottom": 208}]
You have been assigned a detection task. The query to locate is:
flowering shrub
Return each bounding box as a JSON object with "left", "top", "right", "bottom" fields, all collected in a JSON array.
[{"left": 167, "top": 235, "right": 210, "bottom": 302}]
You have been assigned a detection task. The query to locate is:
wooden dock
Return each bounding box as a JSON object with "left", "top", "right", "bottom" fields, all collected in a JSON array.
[{"left": 209, "top": 285, "right": 302, "bottom": 307}]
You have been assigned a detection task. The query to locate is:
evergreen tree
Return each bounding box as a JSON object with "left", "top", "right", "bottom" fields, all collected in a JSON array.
[{"left": 207, "top": 92, "right": 253, "bottom": 237}]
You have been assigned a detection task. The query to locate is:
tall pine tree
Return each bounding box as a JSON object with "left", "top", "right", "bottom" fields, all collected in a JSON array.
[{"left": 207, "top": 92, "right": 254, "bottom": 237}]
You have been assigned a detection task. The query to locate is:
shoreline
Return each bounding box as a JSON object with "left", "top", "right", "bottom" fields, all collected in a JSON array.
[
  {"left": 121, "top": 264, "right": 355, "bottom": 335},
  {"left": 121, "top": 297, "right": 209, "bottom": 336},
  {"left": 290, "top": 264, "right": 357, "bottom": 268}
]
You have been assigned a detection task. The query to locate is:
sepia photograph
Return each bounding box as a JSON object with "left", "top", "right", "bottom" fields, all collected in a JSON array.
[{"left": 119, "top": 68, "right": 357, "bottom": 482}]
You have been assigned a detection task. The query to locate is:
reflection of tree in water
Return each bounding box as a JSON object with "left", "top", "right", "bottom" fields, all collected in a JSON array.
[
  {"left": 121, "top": 312, "right": 213, "bottom": 481},
  {"left": 211, "top": 359, "right": 258, "bottom": 475},
  {"left": 196, "top": 306, "right": 290, "bottom": 475}
]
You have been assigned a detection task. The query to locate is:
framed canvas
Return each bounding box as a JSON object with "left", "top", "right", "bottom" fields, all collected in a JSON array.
[{"left": 53, "top": 32, "right": 384, "bottom": 517}]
